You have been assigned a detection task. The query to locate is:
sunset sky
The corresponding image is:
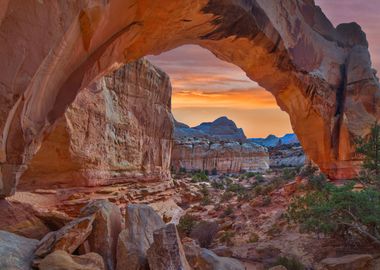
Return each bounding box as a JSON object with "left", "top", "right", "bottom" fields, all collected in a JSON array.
[{"left": 148, "top": 1, "right": 380, "bottom": 138}]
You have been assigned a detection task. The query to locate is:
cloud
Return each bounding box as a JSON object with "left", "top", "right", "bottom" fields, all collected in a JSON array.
[{"left": 172, "top": 88, "right": 279, "bottom": 110}]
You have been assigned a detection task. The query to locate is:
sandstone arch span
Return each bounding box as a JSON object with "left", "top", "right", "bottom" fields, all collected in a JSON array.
[{"left": 0, "top": 0, "right": 379, "bottom": 197}]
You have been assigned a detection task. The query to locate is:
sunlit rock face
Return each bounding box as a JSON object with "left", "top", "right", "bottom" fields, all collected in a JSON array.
[
  {"left": 19, "top": 60, "right": 173, "bottom": 189},
  {"left": 1, "top": 0, "right": 380, "bottom": 196},
  {"left": 172, "top": 138, "right": 269, "bottom": 174}
]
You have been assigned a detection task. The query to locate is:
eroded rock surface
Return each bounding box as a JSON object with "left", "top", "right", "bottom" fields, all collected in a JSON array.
[
  {"left": 172, "top": 137, "right": 269, "bottom": 173},
  {"left": 39, "top": 250, "right": 105, "bottom": 270},
  {"left": 147, "top": 223, "right": 191, "bottom": 270},
  {"left": 81, "top": 200, "right": 123, "bottom": 270},
  {"left": 19, "top": 59, "right": 173, "bottom": 189},
  {"left": 0, "top": 230, "right": 38, "bottom": 270},
  {"left": 1, "top": 0, "right": 380, "bottom": 197},
  {"left": 116, "top": 204, "right": 165, "bottom": 270}
]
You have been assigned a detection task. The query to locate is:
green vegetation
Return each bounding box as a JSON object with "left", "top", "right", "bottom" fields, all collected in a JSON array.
[
  {"left": 288, "top": 183, "right": 380, "bottom": 246},
  {"left": 191, "top": 171, "right": 209, "bottom": 183},
  {"left": 177, "top": 214, "right": 198, "bottom": 237},
  {"left": 273, "top": 256, "right": 305, "bottom": 270},
  {"left": 247, "top": 232, "right": 259, "bottom": 243},
  {"left": 189, "top": 221, "right": 219, "bottom": 248},
  {"left": 219, "top": 231, "right": 235, "bottom": 246},
  {"left": 356, "top": 122, "right": 380, "bottom": 188}
]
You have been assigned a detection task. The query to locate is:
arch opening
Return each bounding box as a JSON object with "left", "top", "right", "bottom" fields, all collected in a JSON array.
[{"left": 0, "top": 0, "right": 379, "bottom": 197}]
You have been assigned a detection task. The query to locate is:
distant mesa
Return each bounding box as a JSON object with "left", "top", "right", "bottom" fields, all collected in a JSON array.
[
  {"left": 249, "top": 134, "right": 299, "bottom": 147},
  {"left": 174, "top": 116, "right": 246, "bottom": 142}
]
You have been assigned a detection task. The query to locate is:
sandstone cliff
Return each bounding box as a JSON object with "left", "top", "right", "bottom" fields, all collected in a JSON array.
[
  {"left": 172, "top": 118, "right": 269, "bottom": 173},
  {"left": 19, "top": 59, "right": 173, "bottom": 189}
]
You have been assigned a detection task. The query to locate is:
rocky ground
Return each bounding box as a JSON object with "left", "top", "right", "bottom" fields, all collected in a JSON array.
[{"left": 1, "top": 168, "right": 379, "bottom": 270}]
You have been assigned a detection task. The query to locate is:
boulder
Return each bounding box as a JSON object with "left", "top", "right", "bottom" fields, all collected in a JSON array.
[
  {"left": 0, "top": 230, "right": 38, "bottom": 270},
  {"left": 149, "top": 199, "right": 184, "bottom": 224},
  {"left": 34, "top": 215, "right": 95, "bottom": 260},
  {"left": 0, "top": 200, "right": 50, "bottom": 239},
  {"left": 184, "top": 239, "right": 244, "bottom": 270},
  {"left": 39, "top": 250, "right": 105, "bottom": 270},
  {"left": 81, "top": 200, "right": 123, "bottom": 270},
  {"left": 147, "top": 223, "right": 191, "bottom": 270},
  {"left": 116, "top": 204, "right": 165, "bottom": 270},
  {"left": 320, "top": 254, "right": 373, "bottom": 270}
]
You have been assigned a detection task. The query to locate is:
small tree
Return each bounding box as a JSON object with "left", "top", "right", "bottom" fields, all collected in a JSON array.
[{"left": 356, "top": 122, "right": 380, "bottom": 187}]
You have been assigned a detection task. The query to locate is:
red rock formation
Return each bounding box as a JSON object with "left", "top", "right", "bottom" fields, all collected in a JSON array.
[
  {"left": 1, "top": 0, "right": 380, "bottom": 196},
  {"left": 172, "top": 138, "right": 269, "bottom": 174},
  {"left": 19, "top": 59, "right": 173, "bottom": 189}
]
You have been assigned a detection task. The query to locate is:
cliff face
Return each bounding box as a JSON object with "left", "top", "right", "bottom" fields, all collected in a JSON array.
[
  {"left": 172, "top": 119, "right": 269, "bottom": 173},
  {"left": 19, "top": 60, "right": 173, "bottom": 189},
  {"left": 1, "top": 0, "right": 380, "bottom": 196},
  {"left": 172, "top": 138, "right": 269, "bottom": 174}
]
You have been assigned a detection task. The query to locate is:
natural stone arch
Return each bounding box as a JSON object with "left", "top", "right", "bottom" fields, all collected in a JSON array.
[{"left": 0, "top": 0, "right": 379, "bottom": 197}]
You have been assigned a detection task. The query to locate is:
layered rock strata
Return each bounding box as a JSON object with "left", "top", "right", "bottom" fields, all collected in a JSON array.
[
  {"left": 19, "top": 59, "right": 173, "bottom": 189},
  {"left": 1, "top": 0, "right": 380, "bottom": 196},
  {"left": 172, "top": 138, "right": 269, "bottom": 173}
]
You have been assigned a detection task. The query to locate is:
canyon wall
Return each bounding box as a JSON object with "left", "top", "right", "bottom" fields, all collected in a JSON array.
[
  {"left": 172, "top": 138, "right": 269, "bottom": 174},
  {"left": 1, "top": 0, "right": 380, "bottom": 196},
  {"left": 19, "top": 59, "right": 173, "bottom": 189},
  {"left": 172, "top": 118, "right": 269, "bottom": 173}
]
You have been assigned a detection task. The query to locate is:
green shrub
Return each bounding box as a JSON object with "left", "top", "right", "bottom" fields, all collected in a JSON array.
[
  {"left": 177, "top": 214, "right": 197, "bottom": 237},
  {"left": 262, "top": 195, "right": 272, "bottom": 206},
  {"left": 199, "top": 184, "right": 209, "bottom": 197},
  {"left": 190, "top": 221, "right": 219, "bottom": 248},
  {"left": 221, "top": 205, "right": 233, "bottom": 218},
  {"left": 226, "top": 183, "right": 246, "bottom": 194},
  {"left": 273, "top": 256, "right": 305, "bottom": 270},
  {"left": 282, "top": 167, "right": 297, "bottom": 181},
  {"left": 219, "top": 231, "right": 235, "bottom": 246},
  {"left": 307, "top": 172, "right": 327, "bottom": 191},
  {"left": 220, "top": 191, "right": 234, "bottom": 202},
  {"left": 211, "top": 180, "right": 224, "bottom": 190},
  {"left": 192, "top": 171, "right": 209, "bottom": 183},
  {"left": 288, "top": 183, "right": 380, "bottom": 246},
  {"left": 247, "top": 232, "right": 259, "bottom": 243},
  {"left": 201, "top": 196, "right": 211, "bottom": 206}
]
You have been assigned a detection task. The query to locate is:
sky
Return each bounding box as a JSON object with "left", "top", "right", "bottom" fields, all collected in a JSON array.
[{"left": 147, "top": 1, "right": 380, "bottom": 138}]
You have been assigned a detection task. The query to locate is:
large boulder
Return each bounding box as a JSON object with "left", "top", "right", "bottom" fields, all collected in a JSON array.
[
  {"left": 39, "top": 250, "right": 105, "bottom": 270},
  {"left": 34, "top": 215, "right": 95, "bottom": 261},
  {"left": 81, "top": 200, "right": 123, "bottom": 270},
  {"left": 0, "top": 200, "right": 50, "bottom": 239},
  {"left": 0, "top": 230, "right": 38, "bottom": 270},
  {"left": 147, "top": 223, "right": 192, "bottom": 270},
  {"left": 116, "top": 204, "right": 165, "bottom": 270},
  {"left": 320, "top": 254, "right": 374, "bottom": 270},
  {"left": 184, "top": 239, "right": 245, "bottom": 270}
]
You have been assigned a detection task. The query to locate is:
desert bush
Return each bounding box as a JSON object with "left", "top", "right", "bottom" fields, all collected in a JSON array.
[
  {"left": 201, "top": 196, "right": 212, "bottom": 206},
  {"left": 199, "top": 184, "right": 209, "bottom": 196},
  {"left": 273, "top": 256, "right": 305, "bottom": 270},
  {"left": 247, "top": 232, "right": 259, "bottom": 243},
  {"left": 288, "top": 183, "right": 380, "bottom": 246},
  {"left": 298, "top": 164, "right": 318, "bottom": 178},
  {"left": 220, "top": 191, "right": 234, "bottom": 202},
  {"left": 282, "top": 167, "right": 298, "bottom": 181},
  {"left": 220, "top": 204, "right": 234, "bottom": 218},
  {"left": 190, "top": 221, "right": 219, "bottom": 248},
  {"left": 191, "top": 171, "right": 209, "bottom": 183},
  {"left": 219, "top": 231, "right": 235, "bottom": 246},
  {"left": 211, "top": 180, "right": 225, "bottom": 190},
  {"left": 226, "top": 183, "right": 246, "bottom": 194},
  {"left": 262, "top": 195, "right": 272, "bottom": 206},
  {"left": 307, "top": 172, "right": 327, "bottom": 191},
  {"left": 177, "top": 214, "right": 197, "bottom": 237}
]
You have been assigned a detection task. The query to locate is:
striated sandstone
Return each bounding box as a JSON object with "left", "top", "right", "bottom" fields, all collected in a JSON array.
[
  {"left": 1, "top": 0, "right": 380, "bottom": 197},
  {"left": 19, "top": 59, "right": 173, "bottom": 189},
  {"left": 172, "top": 138, "right": 269, "bottom": 173}
]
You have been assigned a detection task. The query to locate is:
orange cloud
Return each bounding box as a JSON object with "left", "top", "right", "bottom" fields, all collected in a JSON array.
[{"left": 172, "top": 88, "right": 279, "bottom": 110}]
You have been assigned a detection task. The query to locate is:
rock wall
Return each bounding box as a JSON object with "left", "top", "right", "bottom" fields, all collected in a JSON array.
[
  {"left": 19, "top": 60, "right": 173, "bottom": 189},
  {"left": 1, "top": 0, "right": 380, "bottom": 196},
  {"left": 172, "top": 138, "right": 269, "bottom": 173}
]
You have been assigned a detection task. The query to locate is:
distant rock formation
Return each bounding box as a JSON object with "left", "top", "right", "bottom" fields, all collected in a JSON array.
[
  {"left": 250, "top": 134, "right": 299, "bottom": 147},
  {"left": 175, "top": 117, "right": 246, "bottom": 142},
  {"left": 19, "top": 60, "right": 173, "bottom": 189},
  {"left": 172, "top": 118, "right": 269, "bottom": 173},
  {"left": 269, "top": 144, "right": 306, "bottom": 168}
]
